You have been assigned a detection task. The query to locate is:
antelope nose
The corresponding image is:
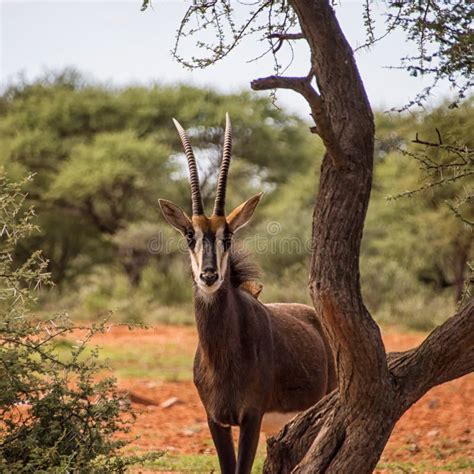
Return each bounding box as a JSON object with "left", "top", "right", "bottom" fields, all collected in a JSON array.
[{"left": 200, "top": 269, "right": 218, "bottom": 286}]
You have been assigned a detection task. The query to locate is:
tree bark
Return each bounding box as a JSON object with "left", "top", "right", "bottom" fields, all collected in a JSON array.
[{"left": 248, "top": 0, "right": 474, "bottom": 472}]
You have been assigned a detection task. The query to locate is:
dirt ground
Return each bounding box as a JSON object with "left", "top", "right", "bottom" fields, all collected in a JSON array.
[{"left": 92, "top": 325, "right": 473, "bottom": 472}]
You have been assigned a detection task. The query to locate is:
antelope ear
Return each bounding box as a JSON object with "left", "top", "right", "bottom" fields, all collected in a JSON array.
[
  {"left": 158, "top": 199, "right": 192, "bottom": 235},
  {"left": 226, "top": 193, "right": 263, "bottom": 233}
]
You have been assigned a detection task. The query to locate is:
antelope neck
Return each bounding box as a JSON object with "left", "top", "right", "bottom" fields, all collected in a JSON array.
[{"left": 193, "top": 272, "right": 241, "bottom": 364}]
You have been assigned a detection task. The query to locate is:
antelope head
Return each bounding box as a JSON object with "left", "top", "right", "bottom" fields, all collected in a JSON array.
[{"left": 159, "top": 114, "right": 262, "bottom": 295}]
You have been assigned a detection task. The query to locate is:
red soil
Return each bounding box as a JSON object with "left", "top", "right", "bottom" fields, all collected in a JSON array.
[{"left": 96, "top": 325, "right": 473, "bottom": 469}]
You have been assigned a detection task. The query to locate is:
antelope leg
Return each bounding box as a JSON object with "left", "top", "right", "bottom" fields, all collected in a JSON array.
[
  {"left": 236, "top": 412, "right": 262, "bottom": 474},
  {"left": 207, "top": 417, "right": 236, "bottom": 474}
]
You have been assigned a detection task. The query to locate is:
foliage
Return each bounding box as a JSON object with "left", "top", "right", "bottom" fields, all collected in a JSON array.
[
  {"left": 169, "top": 1, "right": 298, "bottom": 75},
  {"left": 0, "top": 174, "right": 161, "bottom": 472},
  {"left": 1, "top": 73, "right": 471, "bottom": 330},
  {"left": 137, "top": 0, "right": 473, "bottom": 327},
  {"left": 387, "top": 100, "right": 473, "bottom": 226},
  {"left": 0, "top": 71, "right": 313, "bottom": 288},
  {"left": 384, "top": 100, "right": 473, "bottom": 305},
  {"left": 362, "top": 102, "right": 472, "bottom": 324},
  {"left": 384, "top": 0, "right": 473, "bottom": 109}
]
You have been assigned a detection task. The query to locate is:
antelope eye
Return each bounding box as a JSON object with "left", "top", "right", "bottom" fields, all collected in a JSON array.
[{"left": 185, "top": 230, "right": 196, "bottom": 249}]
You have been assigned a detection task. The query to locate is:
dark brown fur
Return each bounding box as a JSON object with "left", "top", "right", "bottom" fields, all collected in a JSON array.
[{"left": 192, "top": 249, "right": 336, "bottom": 472}]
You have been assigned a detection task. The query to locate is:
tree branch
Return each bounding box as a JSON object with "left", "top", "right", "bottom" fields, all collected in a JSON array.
[
  {"left": 267, "top": 32, "right": 305, "bottom": 53},
  {"left": 412, "top": 132, "right": 472, "bottom": 157},
  {"left": 251, "top": 74, "right": 310, "bottom": 95},
  {"left": 267, "top": 32, "right": 305, "bottom": 40},
  {"left": 250, "top": 75, "right": 347, "bottom": 168},
  {"left": 389, "top": 299, "right": 474, "bottom": 409}
]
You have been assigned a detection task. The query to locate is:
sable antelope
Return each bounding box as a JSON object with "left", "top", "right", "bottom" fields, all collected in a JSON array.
[{"left": 159, "top": 115, "right": 336, "bottom": 474}]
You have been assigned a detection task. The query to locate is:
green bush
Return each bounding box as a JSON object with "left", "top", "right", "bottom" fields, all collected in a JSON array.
[{"left": 0, "top": 174, "right": 160, "bottom": 472}]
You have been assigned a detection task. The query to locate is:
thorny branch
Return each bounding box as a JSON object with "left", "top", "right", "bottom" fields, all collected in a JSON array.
[
  {"left": 412, "top": 132, "right": 472, "bottom": 158},
  {"left": 387, "top": 170, "right": 474, "bottom": 199},
  {"left": 388, "top": 131, "right": 473, "bottom": 227}
]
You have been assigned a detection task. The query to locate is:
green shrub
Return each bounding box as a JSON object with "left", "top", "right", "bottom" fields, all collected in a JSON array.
[{"left": 0, "top": 174, "right": 161, "bottom": 472}]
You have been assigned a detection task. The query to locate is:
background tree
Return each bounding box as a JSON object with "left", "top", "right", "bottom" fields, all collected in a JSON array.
[
  {"left": 146, "top": 1, "right": 474, "bottom": 472},
  {"left": 1, "top": 76, "right": 469, "bottom": 329},
  {"left": 0, "top": 73, "right": 314, "bottom": 288},
  {"left": 384, "top": 101, "right": 473, "bottom": 303}
]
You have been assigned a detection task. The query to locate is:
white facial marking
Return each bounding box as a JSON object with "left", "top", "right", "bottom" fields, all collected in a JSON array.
[
  {"left": 189, "top": 227, "right": 203, "bottom": 289},
  {"left": 189, "top": 225, "right": 230, "bottom": 296}
]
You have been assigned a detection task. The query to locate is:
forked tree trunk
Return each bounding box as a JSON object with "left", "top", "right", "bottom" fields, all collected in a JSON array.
[{"left": 251, "top": 1, "right": 474, "bottom": 472}]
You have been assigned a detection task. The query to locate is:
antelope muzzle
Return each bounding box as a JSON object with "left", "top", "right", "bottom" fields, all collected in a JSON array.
[{"left": 200, "top": 268, "right": 219, "bottom": 286}]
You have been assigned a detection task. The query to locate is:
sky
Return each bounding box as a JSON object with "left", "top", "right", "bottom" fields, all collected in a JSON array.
[{"left": 0, "top": 0, "right": 452, "bottom": 117}]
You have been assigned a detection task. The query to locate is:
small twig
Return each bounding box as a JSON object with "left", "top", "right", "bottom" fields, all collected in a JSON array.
[
  {"left": 0, "top": 336, "right": 76, "bottom": 369},
  {"left": 412, "top": 135, "right": 472, "bottom": 158},
  {"left": 267, "top": 33, "right": 305, "bottom": 54},
  {"left": 412, "top": 135, "right": 459, "bottom": 150},
  {"left": 267, "top": 32, "right": 304, "bottom": 40},
  {"left": 394, "top": 145, "right": 468, "bottom": 170},
  {"left": 446, "top": 197, "right": 474, "bottom": 227},
  {"left": 387, "top": 170, "right": 474, "bottom": 200},
  {"left": 354, "top": 3, "right": 403, "bottom": 52}
]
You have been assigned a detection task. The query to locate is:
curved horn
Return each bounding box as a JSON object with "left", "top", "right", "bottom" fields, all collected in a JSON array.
[
  {"left": 172, "top": 118, "right": 204, "bottom": 215},
  {"left": 213, "top": 113, "right": 232, "bottom": 216}
]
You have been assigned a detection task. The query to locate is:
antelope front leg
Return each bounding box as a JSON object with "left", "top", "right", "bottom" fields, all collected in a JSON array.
[
  {"left": 236, "top": 411, "right": 262, "bottom": 474},
  {"left": 207, "top": 417, "right": 236, "bottom": 474}
]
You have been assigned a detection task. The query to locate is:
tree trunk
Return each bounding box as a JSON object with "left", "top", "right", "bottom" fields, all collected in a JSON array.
[{"left": 250, "top": 0, "right": 474, "bottom": 472}]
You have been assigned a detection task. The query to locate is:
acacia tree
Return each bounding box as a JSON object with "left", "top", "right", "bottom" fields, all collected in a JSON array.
[{"left": 147, "top": 1, "right": 474, "bottom": 472}]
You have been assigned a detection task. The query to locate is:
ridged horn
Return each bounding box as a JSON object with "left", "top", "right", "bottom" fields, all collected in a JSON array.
[
  {"left": 172, "top": 118, "right": 204, "bottom": 216},
  {"left": 213, "top": 113, "right": 232, "bottom": 216}
]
